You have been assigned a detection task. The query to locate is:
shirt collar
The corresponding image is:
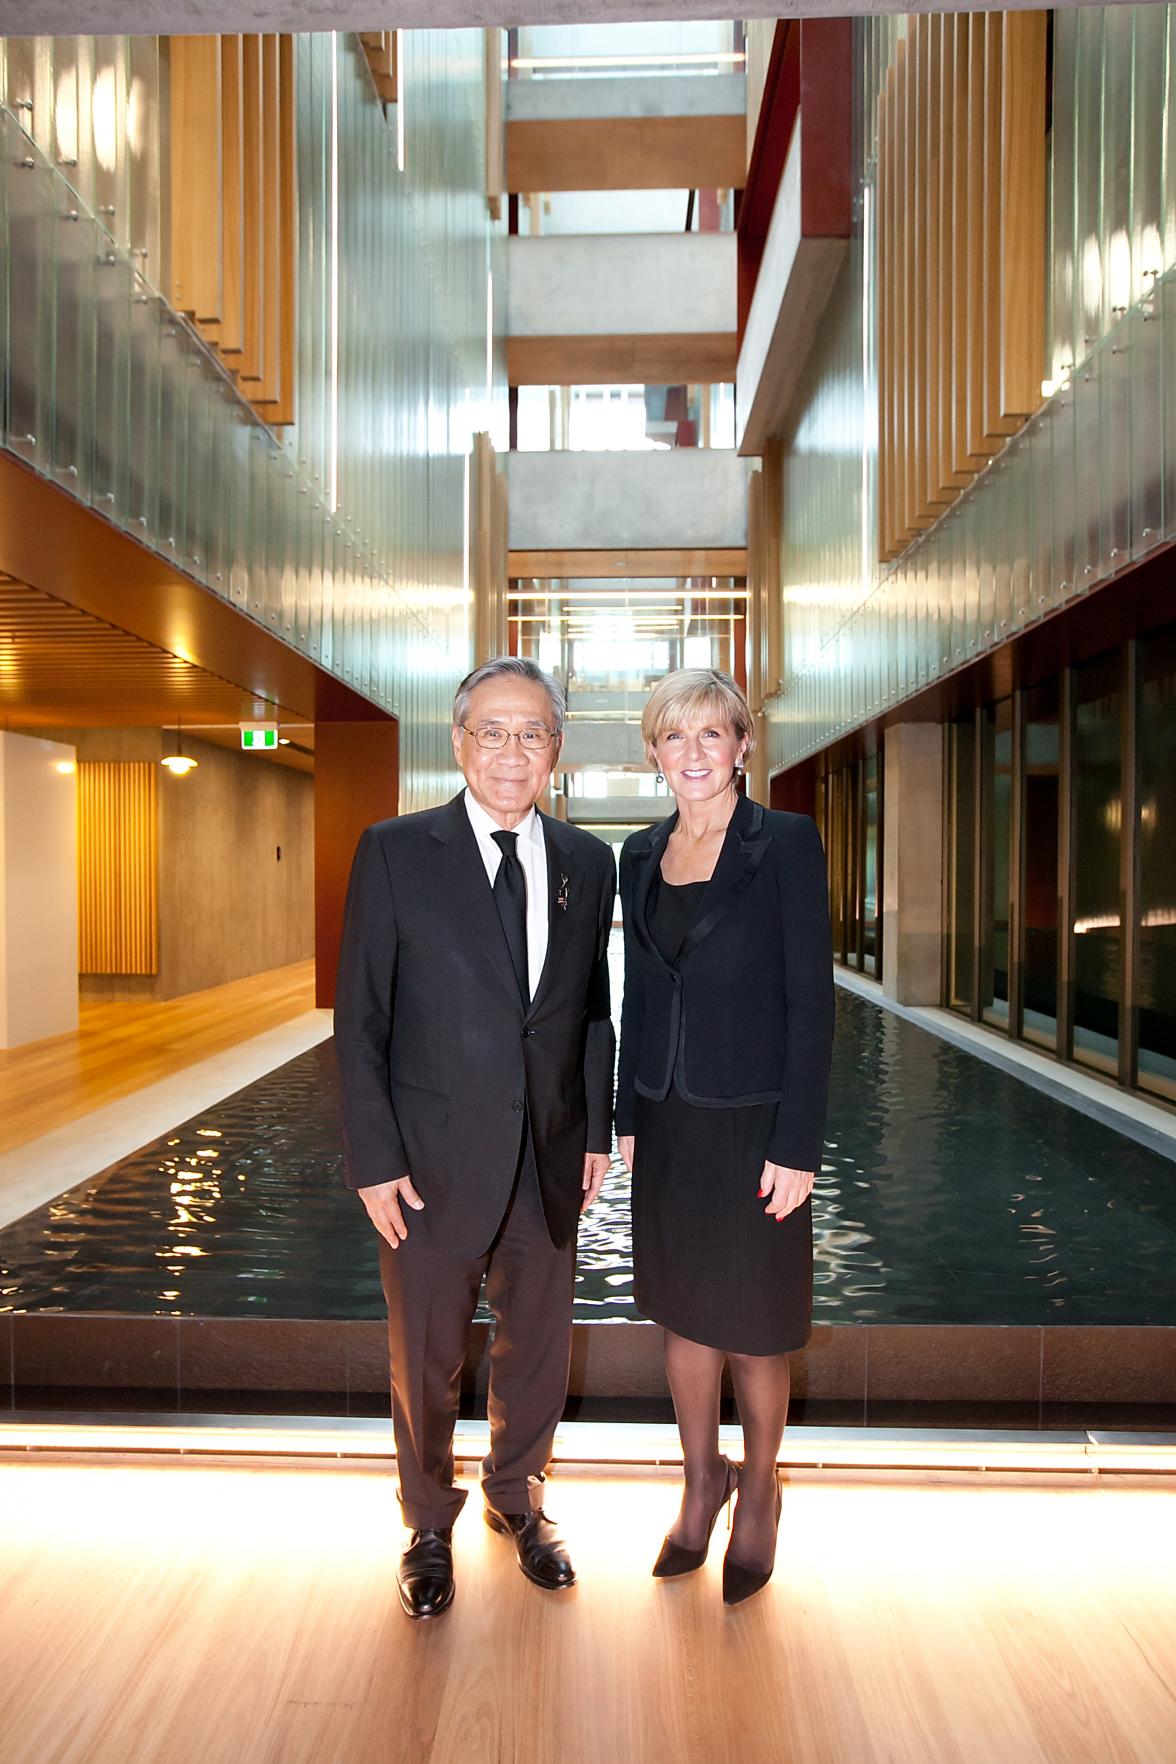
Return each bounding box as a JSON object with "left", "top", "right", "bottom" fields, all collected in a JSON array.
[{"left": 463, "top": 788, "right": 541, "bottom": 849}]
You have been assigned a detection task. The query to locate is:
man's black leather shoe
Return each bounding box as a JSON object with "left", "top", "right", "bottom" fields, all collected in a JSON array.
[
  {"left": 484, "top": 1504, "right": 576, "bottom": 1590},
  {"left": 396, "top": 1526, "right": 455, "bottom": 1619}
]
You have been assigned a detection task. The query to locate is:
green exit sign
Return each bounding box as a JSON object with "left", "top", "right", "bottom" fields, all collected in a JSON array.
[{"left": 241, "top": 726, "right": 278, "bottom": 750}]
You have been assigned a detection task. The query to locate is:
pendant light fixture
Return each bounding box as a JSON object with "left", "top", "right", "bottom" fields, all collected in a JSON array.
[{"left": 161, "top": 718, "right": 198, "bottom": 776}]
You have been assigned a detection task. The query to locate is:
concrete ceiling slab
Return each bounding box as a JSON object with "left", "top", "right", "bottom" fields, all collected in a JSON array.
[{"left": 0, "top": 1, "right": 1106, "bottom": 37}]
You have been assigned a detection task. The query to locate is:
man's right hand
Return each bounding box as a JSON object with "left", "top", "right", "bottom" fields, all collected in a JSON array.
[
  {"left": 617, "top": 1136, "right": 635, "bottom": 1173},
  {"left": 359, "top": 1176, "right": 425, "bottom": 1248}
]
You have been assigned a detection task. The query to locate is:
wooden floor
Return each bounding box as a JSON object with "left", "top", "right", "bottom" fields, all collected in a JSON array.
[
  {"left": 1, "top": 1458, "right": 1173, "bottom": 1764},
  {"left": 0, "top": 961, "right": 317, "bottom": 1157}
]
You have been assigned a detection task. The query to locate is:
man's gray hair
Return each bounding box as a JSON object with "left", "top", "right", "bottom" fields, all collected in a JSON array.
[{"left": 453, "top": 656, "right": 566, "bottom": 735}]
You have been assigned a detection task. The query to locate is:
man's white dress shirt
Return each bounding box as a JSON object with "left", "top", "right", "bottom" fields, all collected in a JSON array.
[{"left": 463, "top": 789, "right": 549, "bottom": 1002}]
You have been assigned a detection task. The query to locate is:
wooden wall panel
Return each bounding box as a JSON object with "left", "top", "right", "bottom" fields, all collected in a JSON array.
[
  {"left": 507, "top": 333, "right": 737, "bottom": 387},
  {"left": 878, "top": 10, "right": 1046, "bottom": 562},
  {"left": 506, "top": 115, "right": 746, "bottom": 195},
  {"left": 78, "top": 762, "right": 159, "bottom": 976},
  {"left": 1001, "top": 10, "right": 1048, "bottom": 419},
  {"left": 169, "top": 36, "right": 223, "bottom": 325},
  {"left": 168, "top": 33, "right": 295, "bottom": 424}
]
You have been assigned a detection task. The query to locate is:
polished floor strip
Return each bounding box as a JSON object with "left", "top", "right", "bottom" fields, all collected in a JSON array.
[
  {"left": 1, "top": 1454, "right": 1173, "bottom": 1764},
  {"left": 1, "top": 1416, "right": 1173, "bottom": 1475}
]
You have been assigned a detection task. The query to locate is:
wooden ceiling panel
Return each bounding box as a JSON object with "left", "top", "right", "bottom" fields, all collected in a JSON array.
[{"left": 0, "top": 574, "right": 307, "bottom": 739}]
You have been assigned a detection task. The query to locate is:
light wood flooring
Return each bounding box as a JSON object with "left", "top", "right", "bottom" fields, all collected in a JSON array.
[
  {"left": 1, "top": 1458, "right": 1173, "bottom": 1764},
  {"left": 0, "top": 961, "right": 317, "bottom": 1157}
]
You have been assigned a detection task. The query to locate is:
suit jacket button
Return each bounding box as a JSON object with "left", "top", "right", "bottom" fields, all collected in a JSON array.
[
  {"left": 512, "top": 1100, "right": 525, "bottom": 1112},
  {"left": 522, "top": 1026, "right": 534, "bottom": 1038}
]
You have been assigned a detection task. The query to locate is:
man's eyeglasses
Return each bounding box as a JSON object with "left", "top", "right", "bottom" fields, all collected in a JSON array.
[{"left": 461, "top": 725, "right": 558, "bottom": 752}]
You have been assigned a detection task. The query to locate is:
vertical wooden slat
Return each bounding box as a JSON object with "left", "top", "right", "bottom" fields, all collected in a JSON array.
[
  {"left": 1000, "top": 10, "right": 1048, "bottom": 419},
  {"left": 877, "top": 72, "right": 892, "bottom": 560},
  {"left": 949, "top": 13, "right": 970, "bottom": 479},
  {"left": 893, "top": 36, "right": 910, "bottom": 548},
  {"left": 217, "top": 35, "right": 246, "bottom": 359},
  {"left": 484, "top": 28, "right": 504, "bottom": 221},
  {"left": 237, "top": 34, "right": 266, "bottom": 386},
  {"left": 169, "top": 35, "right": 223, "bottom": 325},
  {"left": 925, "top": 15, "right": 954, "bottom": 511},
  {"left": 255, "top": 34, "right": 296, "bottom": 426},
  {"left": 983, "top": 13, "right": 1021, "bottom": 442},
  {"left": 251, "top": 34, "right": 282, "bottom": 407},
  {"left": 965, "top": 16, "right": 995, "bottom": 462},
  {"left": 907, "top": 18, "right": 928, "bottom": 533}
]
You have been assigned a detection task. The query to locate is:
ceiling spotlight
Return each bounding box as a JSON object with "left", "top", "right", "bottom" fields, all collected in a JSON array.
[{"left": 54, "top": 759, "right": 77, "bottom": 776}]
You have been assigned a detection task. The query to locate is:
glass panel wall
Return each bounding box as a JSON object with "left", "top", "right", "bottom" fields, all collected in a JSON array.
[
  {"left": 947, "top": 718, "right": 976, "bottom": 1012},
  {"left": 980, "top": 699, "right": 1014, "bottom": 1028},
  {"left": 818, "top": 750, "right": 882, "bottom": 977},
  {"left": 1071, "top": 651, "right": 1123, "bottom": 1075},
  {"left": 862, "top": 751, "right": 880, "bottom": 975},
  {"left": 1137, "top": 624, "right": 1176, "bottom": 1099},
  {"left": 944, "top": 626, "right": 1176, "bottom": 1107},
  {"left": 1022, "top": 680, "right": 1062, "bottom": 1049}
]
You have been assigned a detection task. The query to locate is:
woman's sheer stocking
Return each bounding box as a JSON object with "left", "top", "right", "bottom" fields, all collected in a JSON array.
[
  {"left": 727, "top": 1350, "right": 791, "bottom": 1571},
  {"left": 662, "top": 1328, "right": 729, "bottom": 1549}
]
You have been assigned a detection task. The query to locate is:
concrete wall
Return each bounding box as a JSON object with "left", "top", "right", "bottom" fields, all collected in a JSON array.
[
  {"left": 508, "top": 448, "right": 749, "bottom": 550},
  {"left": 0, "top": 732, "right": 79, "bottom": 1048},
  {"left": 50, "top": 731, "right": 314, "bottom": 1002},
  {"left": 507, "top": 234, "right": 735, "bottom": 337},
  {"left": 157, "top": 737, "right": 314, "bottom": 999}
]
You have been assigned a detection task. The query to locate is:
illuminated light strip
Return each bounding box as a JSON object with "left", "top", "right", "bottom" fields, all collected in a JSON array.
[
  {"left": 511, "top": 590, "right": 749, "bottom": 601},
  {"left": 1, "top": 1418, "right": 1173, "bottom": 1475},
  {"left": 510, "top": 52, "right": 746, "bottom": 69}
]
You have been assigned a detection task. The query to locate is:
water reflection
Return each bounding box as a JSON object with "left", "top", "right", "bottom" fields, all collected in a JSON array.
[{"left": 1, "top": 981, "right": 1174, "bottom": 1325}]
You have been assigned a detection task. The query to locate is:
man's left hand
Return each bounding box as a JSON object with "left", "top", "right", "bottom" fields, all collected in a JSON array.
[{"left": 581, "top": 1151, "right": 611, "bottom": 1212}]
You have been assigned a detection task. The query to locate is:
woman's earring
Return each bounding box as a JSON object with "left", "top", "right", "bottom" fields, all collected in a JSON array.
[
  {"left": 733, "top": 759, "right": 746, "bottom": 778},
  {"left": 655, "top": 771, "right": 665, "bottom": 785}
]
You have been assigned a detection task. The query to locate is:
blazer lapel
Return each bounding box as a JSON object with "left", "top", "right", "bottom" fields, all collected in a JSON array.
[
  {"left": 627, "top": 811, "right": 677, "bottom": 971},
  {"left": 429, "top": 794, "right": 523, "bottom": 1010},
  {"left": 677, "top": 794, "right": 773, "bottom": 961},
  {"left": 528, "top": 813, "right": 581, "bottom": 1015}
]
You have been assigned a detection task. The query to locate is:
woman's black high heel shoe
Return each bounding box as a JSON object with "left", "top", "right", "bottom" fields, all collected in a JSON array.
[
  {"left": 652, "top": 1458, "right": 739, "bottom": 1578},
  {"left": 722, "top": 1472, "right": 783, "bottom": 1607}
]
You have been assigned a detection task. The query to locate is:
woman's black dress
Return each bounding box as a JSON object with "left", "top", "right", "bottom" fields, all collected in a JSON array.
[{"left": 630, "top": 872, "right": 814, "bottom": 1356}]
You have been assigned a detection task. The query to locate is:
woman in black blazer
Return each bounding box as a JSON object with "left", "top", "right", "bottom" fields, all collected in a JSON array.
[{"left": 617, "top": 668, "right": 834, "bottom": 1605}]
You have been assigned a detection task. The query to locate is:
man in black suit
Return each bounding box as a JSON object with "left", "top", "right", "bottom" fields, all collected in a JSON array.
[{"left": 334, "top": 656, "right": 616, "bottom": 1620}]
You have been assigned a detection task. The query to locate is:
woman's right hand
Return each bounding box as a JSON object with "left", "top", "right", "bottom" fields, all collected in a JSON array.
[{"left": 617, "top": 1135, "right": 635, "bottom": 1173}]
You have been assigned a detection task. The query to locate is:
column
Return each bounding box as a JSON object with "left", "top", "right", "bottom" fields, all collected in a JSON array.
[
  {"left": 0, "top": 733, "right": 79, "bottom": 1048},
  {"left": 882, "top": 722, "right": 944, "bottom": 1005},
  {"left": 314, "top": 719, "right": 399, "bottom": 1009}
]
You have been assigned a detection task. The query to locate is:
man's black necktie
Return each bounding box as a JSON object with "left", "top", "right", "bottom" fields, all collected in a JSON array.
[{"left": 491, "top": 829, "right": 529, "bottom": 1004}]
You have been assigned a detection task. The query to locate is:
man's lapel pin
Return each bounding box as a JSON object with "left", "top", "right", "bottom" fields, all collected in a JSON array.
[{"left": 557, "top": 873, "right": 570, "bottom": 911}]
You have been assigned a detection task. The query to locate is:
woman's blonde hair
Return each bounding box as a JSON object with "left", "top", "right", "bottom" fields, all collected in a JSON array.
[{"left": 641, "top": 667, "right": 756, "bottom": 763}]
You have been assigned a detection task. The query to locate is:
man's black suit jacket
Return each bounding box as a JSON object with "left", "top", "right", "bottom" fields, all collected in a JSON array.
[
  {"left": 616, "top": 794, "right": 834, "bottom": 1175},
  {"left": 334, "top": 793, "right": 616, "bottom": 1256}
]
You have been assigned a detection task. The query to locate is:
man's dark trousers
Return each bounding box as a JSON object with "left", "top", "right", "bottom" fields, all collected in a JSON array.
[{"left": 379, "top": 1134, "right": 572, "bottom": 1529}]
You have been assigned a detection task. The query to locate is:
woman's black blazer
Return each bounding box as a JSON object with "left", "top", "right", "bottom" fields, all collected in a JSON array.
[{"left": 616, "top": 793, "right": 835, "bottom": 1174}]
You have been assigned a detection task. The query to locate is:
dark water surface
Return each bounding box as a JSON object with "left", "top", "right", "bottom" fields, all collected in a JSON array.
[{"left": 2, "top": 988, "right": 1174, "bottom": 1324}]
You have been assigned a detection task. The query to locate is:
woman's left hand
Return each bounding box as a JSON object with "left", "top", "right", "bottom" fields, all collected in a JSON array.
[{"left": 758, "top": 1161, "right": 814, "bottom": 1220}]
